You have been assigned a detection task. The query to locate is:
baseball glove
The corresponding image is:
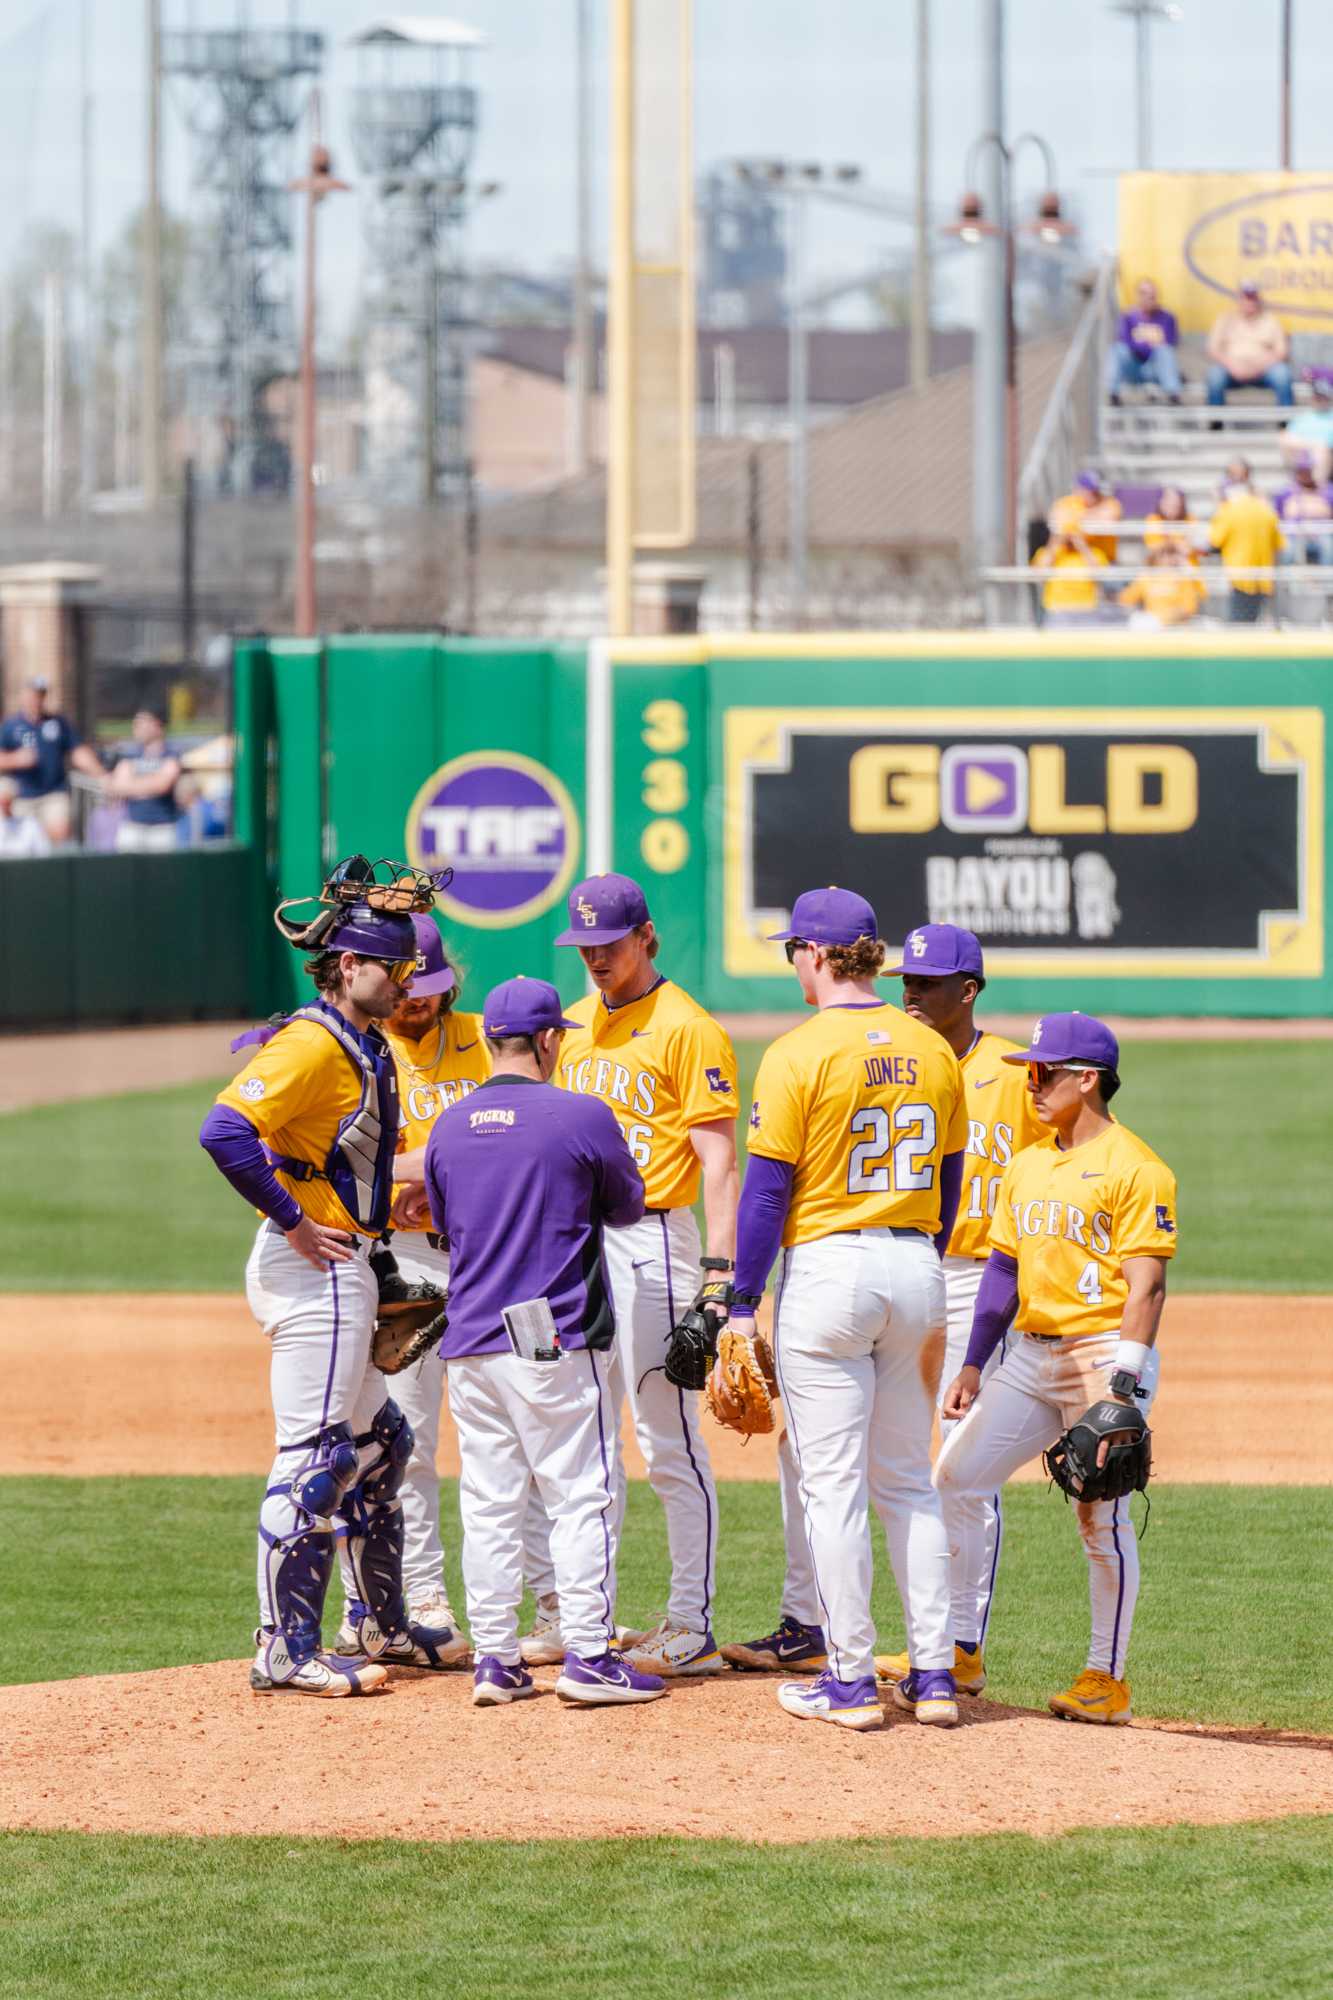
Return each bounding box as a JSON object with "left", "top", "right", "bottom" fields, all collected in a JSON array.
[
  {"left": 369, "top": 1248, "right": 448, "bottom": 1375},
  {"left": 705, "top": 1327, "right": 779, "bottom": 1437},
  {"left": 663, "top": 1275, "right": 732, "bottom": 1391},
  {"left": 1044, "top": 1397, "right": 1151, "bottom": 1505}
]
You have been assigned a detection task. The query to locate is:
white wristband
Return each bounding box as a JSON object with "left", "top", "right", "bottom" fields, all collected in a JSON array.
[{"left": 1114, "top": 1338, "right": 1152, "bottom": 1380}]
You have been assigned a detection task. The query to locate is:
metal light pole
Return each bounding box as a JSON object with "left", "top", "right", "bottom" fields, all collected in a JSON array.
[
  {"left": 606, "top": 0, "right": 635, "bottom": 636},
  {"left": 288, "top": 105, "right": 349, "bottom": 638},
  {"left": 572, "top": 0, "right": 594, "bottom": 474},
  {"left": 1280, "top": 0, "right": 1293, "bottom": 169},
  {"left": 1108, "top": 1, "right": 1182, "bottom": 172},
  {"left": 911, "top": 0, "right": 931, "bottom": 391},
  {"left": 787, "top": 186, "right": 809, "bottom": 625},
  {"left": 973, "top": 0, "right": 1007, "bottom": 589},
  {"left": 141, "top": 0, "right": 163, "bottom": 507}
]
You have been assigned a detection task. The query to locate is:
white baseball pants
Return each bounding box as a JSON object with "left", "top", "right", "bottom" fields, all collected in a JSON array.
[
  {"left": 448, "top": 1347, "right": 618, "bottom": 1663},
  {"left": 939, "top": 1254, "right": 1006, "bottom": 1647},
  {"left": 933, "top": 1330, "right": 1161, "bottom": 1679},
  {"left": 244, "top": 1220, "right": 387, "bottom": 1626},
  {"left": 523, "top": 1207, "right": 718, "bottom": 1635},
  {"left": 773, "top": 1228, "right": 952, "bottom": 1684},
  {"left": 335, "top": 1231, "right": 452, "bottom": 1610}
]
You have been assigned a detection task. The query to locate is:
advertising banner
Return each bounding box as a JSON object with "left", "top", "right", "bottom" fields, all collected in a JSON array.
[{"left": 1118, "top": 172, "right": 1333, "bottom": 331}]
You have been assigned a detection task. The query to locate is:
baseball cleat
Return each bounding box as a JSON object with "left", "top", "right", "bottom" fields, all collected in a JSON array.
[
  {"left": 407, "top": 1587, "right": 462, "bottom": 1632},
  {"left": 876, "top": 1642, "right": 986, "bottom": 1696},
  {"left": 777, "top": 1669, "right": 883, "bottom": 1730},
  {"left": 471, "top": 1657, "right": 538, "bottom": 1707},
  {"left": 519, "top": 1593, "right": 566, "bottom": 1667},
  {"left": 555, "top": 1651, "right": 669, "bottom": 1705},
  {"left": 338, "top": 1613, "right": 472, "bottom": 1670},
  {"left": 621, "top": 1620, "right": 725, "bottom": 1676},
  {"left": 721, "top": 1617, "right": 828, "bottom": 1674},
  {"left": 1049, "top": 1669, "right": 1132, "bottom": 1725},
  {"left": 891, "top": 1669, "right": 960, "bottom": 1727},
  {"left": 249, "top": 1632, "right": 389, "bottom": 1699}
]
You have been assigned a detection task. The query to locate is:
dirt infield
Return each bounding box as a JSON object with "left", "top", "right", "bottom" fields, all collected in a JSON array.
[
  {"left": 9, "top": 1291, "right": 1328, "bottom": 1482},
  {"left": 4, "top": 1659, "right": 1331, "bottom": 1845}
]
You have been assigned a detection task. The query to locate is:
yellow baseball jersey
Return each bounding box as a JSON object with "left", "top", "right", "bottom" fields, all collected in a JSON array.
[
  {"left": 949, "top": 1032, "right": 1048, "bottom": 1261},
  {"left": 386, "top": 1009, "right": 491, "bottom": 1231},
  {"left": 217, "top": 1020, "right": 369, "bottom": 1234},
  {"left": 558, "top": 977, "right": 738, "bottom": 1209},
  {"left": 989, "top": 1119, "right": 1178, "bottom": 1339},
  {"left": 748, "top": 1000, "right": 967, "bottom": 1247}
]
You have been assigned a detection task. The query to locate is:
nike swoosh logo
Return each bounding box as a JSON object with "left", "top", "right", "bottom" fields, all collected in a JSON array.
[
  {"left": 973, "top": 1077, "right": 997, "bottom": 1089},
  {"left": 456, "top": 1040, "right": 478, "bottom": 1052},
  {"left": 777, "top": 1637, "right": 815, "bottom": 1658},
  {"left": 630, "top": 1028, "right": 651, "bottom": 1038},
  {"left": 1081, "top": 1171, "right": 1103, "bottom": 1179},
  {"left": 631, "top": 1258, "right": 652, "bottom": 1271}
]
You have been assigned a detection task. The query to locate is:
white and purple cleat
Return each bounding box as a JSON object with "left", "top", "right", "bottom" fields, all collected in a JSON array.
[
  {"left": 777, "top": 1668, "right": 884, "bottom": 1730},
  {"left": 891, "top": 1668, "right": 960, "bottom": 1727},
  {"left": 555, "top": 1650, "right": 669, "bottom": 1705},
  {"left": 472, "top": 1656, "right": 538, "bottom": 1707}
]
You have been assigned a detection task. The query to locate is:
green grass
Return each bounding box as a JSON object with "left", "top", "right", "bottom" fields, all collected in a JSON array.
[
  {"left": 11, "top": 1476, "right": 1333, "bottom": 1733},
  {"left": 1, "top": 1040, "right": 1327, "bottom": 1292},
  {"left": 5, "top": 1820, "right": 1333, "bottom": 1999}
]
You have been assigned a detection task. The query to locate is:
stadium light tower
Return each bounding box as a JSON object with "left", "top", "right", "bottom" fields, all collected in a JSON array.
[{"left": 1108, "top": 0, "right": 1182, "bottom": 171}]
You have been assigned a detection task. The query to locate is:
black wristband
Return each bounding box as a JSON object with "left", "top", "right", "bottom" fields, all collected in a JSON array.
[
  {"left": 701, "top": 1255, "right": 734, "bottom": 1271},
  {"left": 731, "top": 1291, "right": 763, "bottom": 1310}
]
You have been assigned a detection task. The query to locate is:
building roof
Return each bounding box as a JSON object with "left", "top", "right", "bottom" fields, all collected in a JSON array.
[
  {"left": 484, "top": 324, "right": 974, "bottom": 407},
  {"left": 484, "top": 335, "right": 1070, "bottom": 556},
  {"left": 347, "top": 17, "right": 487, "bottom": 49}
]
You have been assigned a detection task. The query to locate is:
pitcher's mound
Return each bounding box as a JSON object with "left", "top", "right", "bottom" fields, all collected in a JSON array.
[{"left": 5, "top": 1661, "right": 1331, "bottom": 1843}]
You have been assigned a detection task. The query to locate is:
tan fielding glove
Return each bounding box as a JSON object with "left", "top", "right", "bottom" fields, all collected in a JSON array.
[{"left": 705, "top": 1326, "right": 779, "bottom": 1437}]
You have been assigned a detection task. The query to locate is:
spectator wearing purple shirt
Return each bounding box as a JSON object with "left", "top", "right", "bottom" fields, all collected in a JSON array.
[
  {"left": 415, "top": 975, "right": 668, "bottom": 1710},
  {"left": 1274, "top": 453, "right": 1333, "bottom": 565},
  {"left": 1107, "top": 279, "right": 1182, "bottom": 404}
]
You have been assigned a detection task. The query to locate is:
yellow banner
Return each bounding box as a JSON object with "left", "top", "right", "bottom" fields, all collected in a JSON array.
[{"left": 1118, "top": 172, "right": 1333, "bottom": 332}]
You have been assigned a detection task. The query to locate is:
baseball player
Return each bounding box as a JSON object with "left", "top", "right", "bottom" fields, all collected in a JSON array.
[
  {"left": 727, "top": 886, "right": 967, "bottom": 1730},
  {"left": 199, "top": 863, "right": 465, "bottom": 1696},
  {"left": 934, "top": 1013, "right": 1177, "bottom": 1725},
  {"left": 521, "top": 872, "right": 739, "bottom": 1677},
  {"left": 415, "top": 976, "right": 667, "bottom": 1708},
  {"left": 333, "top": 913, "right": 488, "bottom": 1646},
  {"left": 873, "top": 924, "right": 1044, "bottom": 1696}
]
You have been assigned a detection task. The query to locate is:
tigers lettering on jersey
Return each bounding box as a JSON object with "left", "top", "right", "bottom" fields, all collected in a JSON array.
[
  {"left": 558, "top": 977, "right": 737, "bottom": 1209},
  {"left": 747, "top": 1001, "right": 967, "bottom": 1247},
  {"left": 386, "top": 1009, "right": 491, "bottom": 1230},
  {"left": 989, "top": 1119, "right": 1178, "bottom": 1339},
  {"left": 216, "top": 1018, "right": 374, "bottom": 1234},
  {"left": 949, "top": 1031, "right": 1047, "bottom": 1261}
]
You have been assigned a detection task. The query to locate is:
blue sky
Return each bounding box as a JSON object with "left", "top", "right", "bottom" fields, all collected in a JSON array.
[{"left": 1, "top": 0, "right": 1326, "bottom": 339}]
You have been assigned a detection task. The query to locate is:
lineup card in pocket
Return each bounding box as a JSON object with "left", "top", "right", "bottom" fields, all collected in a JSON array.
[{"left": 502, "top": 1297, "right": 562, "bottom": 1361}]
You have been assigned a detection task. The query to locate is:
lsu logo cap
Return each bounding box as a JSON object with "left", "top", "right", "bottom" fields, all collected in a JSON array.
[{"left": 555, "top": 873, "right": 651, "bottom": 946}]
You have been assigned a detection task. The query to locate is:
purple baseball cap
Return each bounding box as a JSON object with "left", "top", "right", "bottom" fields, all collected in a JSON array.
[
  {"left": 1239, "top": 279, "right": 1260, "bottom": 297},
  {"left": 482, "top": 976, "right": 580, "bottom": 1038},
  {"left": 768, "top": 885, "right": 878, "bottom": 946},
  {"left": 1001, "top": 1011, "right": 1120, "bottom": 1071},
  {"left": 886, "top": 923, "right": 984, "bottom": 978},
  {"left": 1076, "top": 469, "right": 1104, "bottom": 494},
  {"left": 555, "top": 872, "right": 651, "bottom": 946},
  {"left": 406, "top": 912, "right": 457, "bottom": 998}
]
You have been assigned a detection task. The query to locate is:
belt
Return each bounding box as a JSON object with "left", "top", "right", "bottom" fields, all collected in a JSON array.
[
  {"left": 831, "top": 1225, "right": 929, "bottom": 1240},
  {"left": 1024, "top": 1331, "right": 1065, "bottom": 1343},
  {"left": 426, "top": 1231, "right": 446, "bottom": 1252}
]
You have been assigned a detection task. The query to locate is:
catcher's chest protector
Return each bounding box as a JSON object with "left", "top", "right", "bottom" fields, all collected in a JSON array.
[{"left": 271, "top": 1007, "right": 400, "bottom": 1233}]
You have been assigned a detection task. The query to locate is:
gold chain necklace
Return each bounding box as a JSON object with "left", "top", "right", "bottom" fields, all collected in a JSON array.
[{"left": 394, "top": 1019, "right": 447, "bottom": 1082}]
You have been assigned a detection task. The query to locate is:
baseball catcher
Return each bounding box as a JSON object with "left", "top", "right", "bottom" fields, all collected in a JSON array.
[{"left": 1045, "top": 1398, "right": 1152, "bottom": 1506}]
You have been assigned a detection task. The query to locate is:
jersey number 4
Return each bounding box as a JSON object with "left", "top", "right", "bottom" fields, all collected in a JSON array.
[{"left": 847, "top": 1104, "right": 937, "bottom": 1194}]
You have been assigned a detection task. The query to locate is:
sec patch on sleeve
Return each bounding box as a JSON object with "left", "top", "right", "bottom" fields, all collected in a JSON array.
[{"left": 239, "top": 1077, "right": 267, "bottom": 1102}]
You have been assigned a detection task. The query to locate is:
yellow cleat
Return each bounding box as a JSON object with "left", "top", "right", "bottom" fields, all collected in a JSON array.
[
  {"left": 1049, "top": 1669, "right": 1132, "bottom": 1725},
  {"left": 875, "top": 1643, "right": 987, "bottom": 1696}
]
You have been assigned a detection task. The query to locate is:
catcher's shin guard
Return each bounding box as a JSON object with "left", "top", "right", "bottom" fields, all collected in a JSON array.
[
  {"left": 339, "top": 1399, "right": 414, "bottom": 1653},
  {"left": 258, "top": 1423, "right": 360, "bottom": 1680}
]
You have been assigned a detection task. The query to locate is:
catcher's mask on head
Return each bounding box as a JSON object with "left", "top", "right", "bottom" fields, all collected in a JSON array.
[{"left": 274, "top": 853, "right": 453, "bottom": 954}]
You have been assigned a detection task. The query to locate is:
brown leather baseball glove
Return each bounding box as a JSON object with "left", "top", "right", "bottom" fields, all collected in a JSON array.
[
  {"left": 705, "top": 1327, "right": 779, "bottom": 1437},
  {"left": 369, "top": 1247, "right": 448, "bottom": 1375}
]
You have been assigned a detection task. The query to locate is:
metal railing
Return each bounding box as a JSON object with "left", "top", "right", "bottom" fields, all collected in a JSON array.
[
  {"left": 979, "top": 559, "right": 1333, "bottom": 627},
  {"left": 1017, "top": 257, "right": 1117, "bottom": 536}
]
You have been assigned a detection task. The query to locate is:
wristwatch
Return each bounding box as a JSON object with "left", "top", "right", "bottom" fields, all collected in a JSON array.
[{"left": 1109, "top": 1367, "right": 1141, "bottom": 1400}]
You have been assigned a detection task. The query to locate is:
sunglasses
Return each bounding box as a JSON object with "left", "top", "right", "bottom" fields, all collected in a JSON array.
[
  {"left": 360, "top": 954, "right": 421, "bottom": 987},
  {"left": 1027, "top": 1061, "right": 1095, "bottom": 1088},
  {"left": 784, "top": 937, "right": 812, "bottom": 964}
]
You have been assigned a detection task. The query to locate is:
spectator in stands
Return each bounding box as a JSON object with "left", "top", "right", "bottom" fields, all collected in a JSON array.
[
  {"left": 1031, "top": 525, "right": 1109, "bottom": 627},
  {"left": 1107, "top": 278, "right": 1182, "bottom": 404},
  {"left": 1206, "top": 282, "right": 1293, "bottom": 408},
  {"left": 106, "top": 709, "right": 183, "bottom": 853},
  {"left": 1208, "top": 462, "right": 1285, "bottom": 621},
  {"left": 1280, "top": 369, "right": 1333, "bottom": 484},
  {"left": 1144, "top": 484, "right": 1197, "bottom": 559},
  {"left": 1051, "top": 469, "right": 1121, "bottom": 562},
  {"left": 1118, "top": 547, "right": 1208, "bottom": 630},
  {"left": 0, "top": 775, "right": 53, "bottom": 857},
  {"left": 1273, "top": 453, "right": 1333, "bottom": 564},
  {"left": 0, "top": 678, "right": 104, "bottom": 846}
]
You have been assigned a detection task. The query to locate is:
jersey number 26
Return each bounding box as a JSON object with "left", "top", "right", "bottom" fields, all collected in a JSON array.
[{"left": 847, "top": 1104, "right": 937, "bottom": 1194}]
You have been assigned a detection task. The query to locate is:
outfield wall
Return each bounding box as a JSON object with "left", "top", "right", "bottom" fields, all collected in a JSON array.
[{"left": 234, "top": 631, "right": 1331, "bottom": 1020}]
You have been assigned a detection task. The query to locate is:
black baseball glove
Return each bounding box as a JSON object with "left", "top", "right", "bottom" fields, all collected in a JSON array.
[
  {"left": 368, "top": 1243, "right": 448, "bottom": 1376},
  {"left": 663, "top": 1272, "right": 733, "bottom": 1391},
  {"left": 1044, "top": 1397, "right": 1152, "bottom": 1505}
]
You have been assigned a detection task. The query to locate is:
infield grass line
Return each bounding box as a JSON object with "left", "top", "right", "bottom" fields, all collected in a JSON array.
[
  {"left": 5, "top": 1820, "right": 1333, "bottom": 2000},
  {"left": 2, "top": 1040, "right": 1328, "bottom": 1291},
  {"left": 9, "top": 1477, "right": 1332, "bottom": 1734}
]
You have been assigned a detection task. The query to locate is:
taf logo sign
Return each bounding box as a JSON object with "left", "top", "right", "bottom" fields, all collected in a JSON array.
[{"left": 406, "top": 752, "right": 580, "bottom": 929}]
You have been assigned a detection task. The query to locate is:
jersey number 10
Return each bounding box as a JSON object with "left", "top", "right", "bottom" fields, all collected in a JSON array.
[{"left": 847, "top": 1104, "right": 937, "bottom": 1194}]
